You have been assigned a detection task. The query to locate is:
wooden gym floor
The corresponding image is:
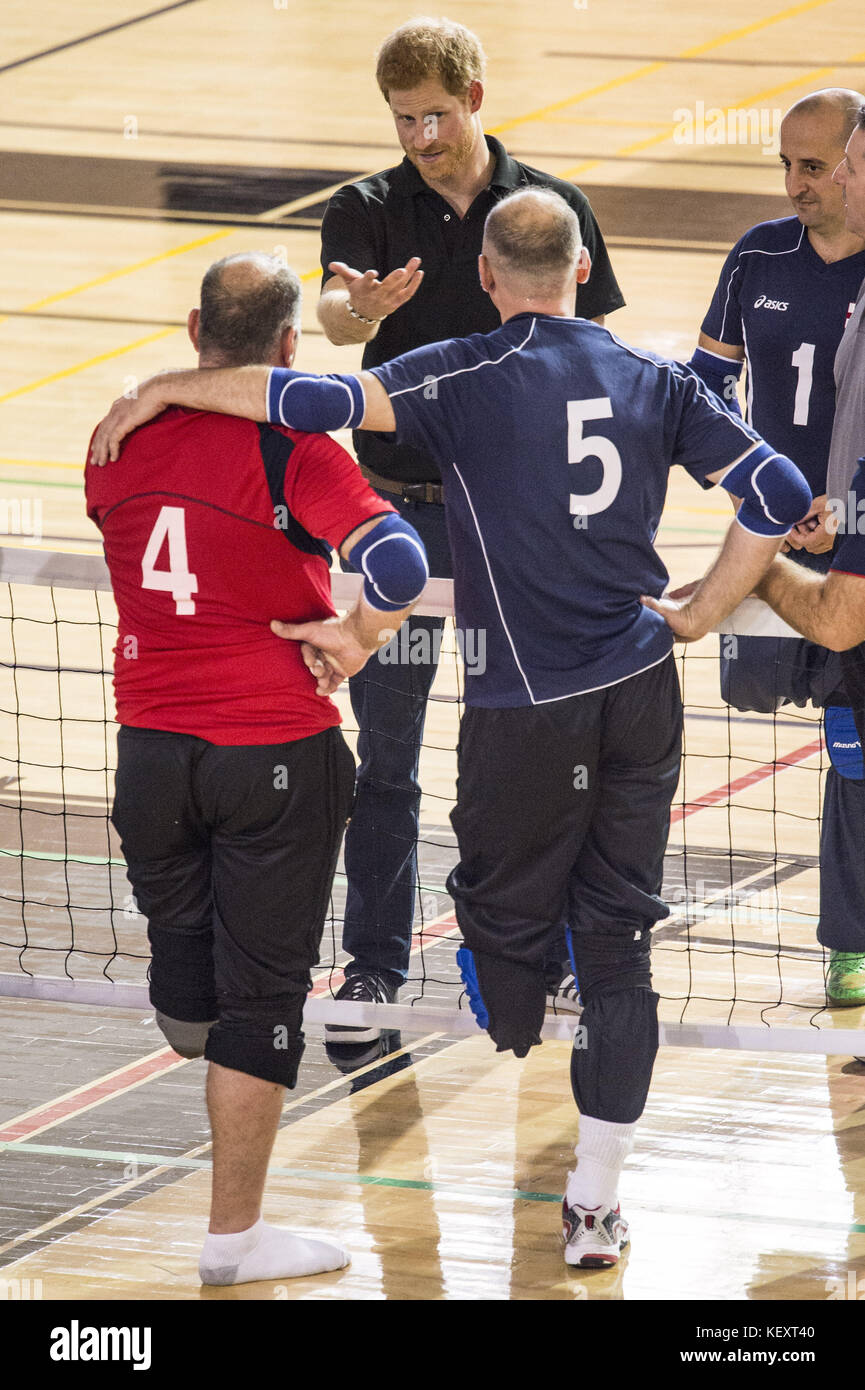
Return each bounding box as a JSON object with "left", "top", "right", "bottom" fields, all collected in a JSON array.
[{"left": 1, "top": 0, "right": 864, "bottom": 1301}]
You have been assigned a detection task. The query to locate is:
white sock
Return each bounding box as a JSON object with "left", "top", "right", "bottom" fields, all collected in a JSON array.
[
  {"left": 199, "top": 1218, "right": 349, "bottom": 1286},
  {"left": 566, "top": 1116, "right": 637, "bottom": 1211}
]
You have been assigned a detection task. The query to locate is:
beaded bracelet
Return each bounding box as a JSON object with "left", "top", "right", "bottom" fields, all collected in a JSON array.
[{"left": 346, "top": 299, "right": 384, "bottom": 325}]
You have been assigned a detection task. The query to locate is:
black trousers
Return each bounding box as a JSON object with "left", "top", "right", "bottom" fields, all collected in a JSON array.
[
  {"left": 112, "top": 725, "right": 355, "bottom": 1087},
  {"left": 447, "top": 654, "right": 682, "bottom": 1123}
]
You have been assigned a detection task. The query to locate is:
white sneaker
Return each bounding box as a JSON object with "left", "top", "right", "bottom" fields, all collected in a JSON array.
[
  {"left": 562, "top": 1192, "right": 629, "bottom": 1268},
  {"left": 546, "top": 973, "right": 582, "bottom": 1015}
]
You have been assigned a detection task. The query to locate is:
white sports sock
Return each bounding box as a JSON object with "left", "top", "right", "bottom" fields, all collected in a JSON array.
[
  {"left": 566, "top": 1115, "right": 637, "bottom": 1211},
  {"left": 199, "top": 1218, "right": 349, "bottom": 1286}
]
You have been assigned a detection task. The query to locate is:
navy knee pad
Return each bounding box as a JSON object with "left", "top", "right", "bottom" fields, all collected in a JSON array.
[
  {"left": 147, "top": 924, "right": 217, "bottom": 1022},
  {"left": 571, "top": 929, "right": 653, "bottom": 1003},
  {"left": 570, "top": 932, "right": 658, "bottom": 1123},
  {"left": 204, "top": 994, "right": 307, "bottom": 1087}
]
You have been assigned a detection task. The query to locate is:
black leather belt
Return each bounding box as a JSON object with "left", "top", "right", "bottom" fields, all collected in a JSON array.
[{"left": 362, "top": 468, "right": 444, "bottom": 505}]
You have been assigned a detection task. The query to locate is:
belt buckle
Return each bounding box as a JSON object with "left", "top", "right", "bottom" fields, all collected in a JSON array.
[{"left": 402, "top": 482, "right": 442, "bottom": 504}]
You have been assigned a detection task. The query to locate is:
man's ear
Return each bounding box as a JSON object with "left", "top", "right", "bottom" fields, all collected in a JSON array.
[
  {"left": 467, "top": 79, "right": 484, "bottom": 115},
  {"left": 281, "top": 325, "right": 299, "bottom": 368},
  {"left": 478, "top": 252, "right": 494, "bottom": 296},
  {"left": 188, "top": 308, "right": 200, "bottom": 352},
  {"left": 576, "top": 247, "right": 592, "bottom": 285}
]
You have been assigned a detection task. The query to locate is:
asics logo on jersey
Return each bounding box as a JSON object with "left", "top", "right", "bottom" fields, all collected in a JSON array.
[{"left": 753, "top": 295, "right": 789, "bottom": 311}]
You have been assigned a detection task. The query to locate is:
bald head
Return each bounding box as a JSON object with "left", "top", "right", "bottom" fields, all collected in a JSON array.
[
  {"left": 483, "top": 189, "right": 583, "bottom": 298},
  {"left": 783, "top": 88, "right": 865, "bottom": 145},
  {"left": 198, "top": 253, "right": 302, "bottom": 366}
]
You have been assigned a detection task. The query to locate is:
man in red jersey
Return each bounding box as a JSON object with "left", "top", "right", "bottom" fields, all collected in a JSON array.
[{"left": 85, "top": 252, "right": 428, "bottom": 1286}]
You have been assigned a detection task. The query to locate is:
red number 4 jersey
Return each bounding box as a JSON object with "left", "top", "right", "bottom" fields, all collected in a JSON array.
[{"left": 85, "top": 408, "right": 394, "bottom": 744}]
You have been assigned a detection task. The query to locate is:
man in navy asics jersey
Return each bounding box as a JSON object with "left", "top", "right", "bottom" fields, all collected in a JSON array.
[
  {"left": 685, "top": 89, "right": 865, "bottom": 1005},
  {"left": 85, "top": 253, "right": 427, "bottom": 1286},
  {"left": 90, "top": 193, "right": 811, "bottom": 1270}
]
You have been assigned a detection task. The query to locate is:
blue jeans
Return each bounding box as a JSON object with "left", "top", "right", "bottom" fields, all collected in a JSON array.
[
  {"left": 341, "top": 492, "right": 573, "bottom": 983},
  {"left": 341, "top": 495, "right": 451, "bottom": 982}
]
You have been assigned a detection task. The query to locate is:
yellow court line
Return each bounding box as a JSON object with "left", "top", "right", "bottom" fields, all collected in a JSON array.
[
  {"left": 4, "top": 0, "right": 835, "bottom": 327},
  {"left": 21, "top": 231, "right": 232, "bottom": 313},
  {"left": 0, "top": 457, "right": 81, "bottom": 470},
  {"left": 257, "top": 179, "right": 363, "bottom": 224},
  {"left": 489, "top": 0, "right": 838, "bottom": 139},
  {"left": 6, "top": 190, "right": 331, "bottom": 327},
  {"left": 559, "top": 46, "right": 865, "bottom": 179},
  {"left": 0, "top": 328, "right": 178, "bottom": 405},
  {"left": 0, "top": 1, "right": 846, "bottom": 406}
]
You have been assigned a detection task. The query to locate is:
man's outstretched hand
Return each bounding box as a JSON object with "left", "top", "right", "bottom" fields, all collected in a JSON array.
[
  {"left": 89, "top": 377, "right": 168, "bottom": 466},
  {"left": 328, "top": 257, "right": 423, "bottom": 321}
]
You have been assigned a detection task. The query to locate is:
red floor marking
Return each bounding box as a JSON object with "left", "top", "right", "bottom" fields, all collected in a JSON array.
[
  {"left": 309, "top": 913, "right": 459, "bottom": 997},
  {"left": 0, "top": 1049, "right": 182, "bottom": 1143},
  {"left": 4, "top": 741, "right": 823, "bottom": 1138},
  {"left": 670, "top": 737, "right": 823, "bottom": 824}
]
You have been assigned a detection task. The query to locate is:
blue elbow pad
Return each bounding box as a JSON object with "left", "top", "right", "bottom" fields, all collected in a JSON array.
[
  {"left": 267, "top": 368, "right": 365, "bottom": 432},
  {"left": 720, "top": 442, "right": 812, "bottom": 536},
  {"left": 685, "top": 347, "right": 743, "bottom": 416},
  {"left": 348, "top": 513, "right": 429, "bottom": 612}
]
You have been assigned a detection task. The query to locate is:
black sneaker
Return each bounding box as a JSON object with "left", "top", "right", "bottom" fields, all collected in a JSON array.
[{"left": 324, "top": 972, "right": 399, "bottom": 1044}]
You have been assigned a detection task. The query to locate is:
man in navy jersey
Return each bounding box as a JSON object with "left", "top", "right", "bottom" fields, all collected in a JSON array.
[
  {"left": 316, "top": 17, "right": 622, "bottom": 1036},
  {"left": 85, "top": 253, "right": 428, "bottom": 1286},
  {"left": 90, "top": 191, "right": 812, "bottom": 1269},
  {"left": 686, "top": 88, "right": 865, "bottom": 1006}
]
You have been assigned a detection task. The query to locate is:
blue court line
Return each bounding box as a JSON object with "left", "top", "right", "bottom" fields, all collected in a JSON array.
[{"left": 3, "top": 1141, "right": 865, "bottom": 1235}]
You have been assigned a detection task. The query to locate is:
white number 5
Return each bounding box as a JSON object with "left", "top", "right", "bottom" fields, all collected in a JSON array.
[
  {"left": 141, "top": 506, "right": 198, "bottom": 615},
  {"left": 567, "top": 397, "right": 622, "bottom": 517}
]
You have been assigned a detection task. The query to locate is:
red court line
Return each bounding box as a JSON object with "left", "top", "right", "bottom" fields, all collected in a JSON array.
[
  {"left": 0, "top": 1049, "right": 182, "bottom": 1143},
  {"left": 309, "top": 913, "right": 460, "bottom": 997},
  {"left": 670, "top": 737, "right": 823, "bottom": 824},
  {"left": 2, "top": 741, "right": 822, "bottom": 1142}
]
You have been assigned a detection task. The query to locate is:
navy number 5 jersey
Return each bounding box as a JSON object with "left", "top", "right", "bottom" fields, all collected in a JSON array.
[{"left": 372, "top": 314, "right": 769, "bottom": 708}]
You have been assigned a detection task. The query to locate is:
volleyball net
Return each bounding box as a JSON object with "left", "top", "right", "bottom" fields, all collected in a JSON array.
[{"left": 1, "top": 544, "right": 862, "bottom": 1055}]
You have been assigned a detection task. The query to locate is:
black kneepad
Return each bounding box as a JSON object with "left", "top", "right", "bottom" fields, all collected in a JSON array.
[{"left": 205, "top": 996, "right": 307, "bottom": 1087}]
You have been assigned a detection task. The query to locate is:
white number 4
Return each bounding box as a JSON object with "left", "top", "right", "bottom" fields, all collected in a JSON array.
[
  {"left": 141, "top": 506, "right": 198, "bottom": 615},
  {"left": 567, "top": 397, "right": 622, "bottom": 517}
]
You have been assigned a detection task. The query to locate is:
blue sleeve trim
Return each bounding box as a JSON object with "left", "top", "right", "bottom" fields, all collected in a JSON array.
[
  {"left": 685, "top": 347, "right": 743, "bottom": 416},
  {"left": 266, "top": 368, "right": 365, "bottom": 432},
  {"left": 348, "top": 513, "right": 429, "bottom": 612}
]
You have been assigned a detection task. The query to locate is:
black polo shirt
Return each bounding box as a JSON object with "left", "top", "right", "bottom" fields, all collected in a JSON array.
[{"left": 319, "top": 134, "right": 625, "bottom": 484}]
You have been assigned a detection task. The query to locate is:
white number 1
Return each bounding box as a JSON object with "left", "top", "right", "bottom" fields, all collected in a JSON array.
[
  {"left": 141, "top": 506, "right": 198, "bottom": 615},
  {"left": 791, "top": 342, "right": 815, "bottom": 427}
]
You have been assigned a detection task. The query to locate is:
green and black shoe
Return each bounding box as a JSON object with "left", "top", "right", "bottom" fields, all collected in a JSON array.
[{"left": 827, "top": 951, "right": 865, "bottom": 1007}]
